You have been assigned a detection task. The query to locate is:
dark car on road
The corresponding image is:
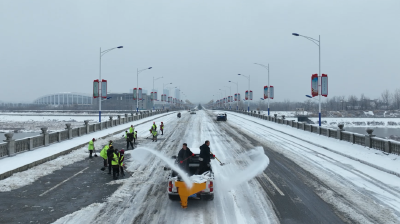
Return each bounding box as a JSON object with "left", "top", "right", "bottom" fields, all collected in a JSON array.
[{"left": 216, "top": 113, "right": 227, "bottom": 121}]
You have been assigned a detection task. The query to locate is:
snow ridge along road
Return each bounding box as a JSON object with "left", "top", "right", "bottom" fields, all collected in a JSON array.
[{"left": 224, "top": 111, "right": 400, "bottom": 224}]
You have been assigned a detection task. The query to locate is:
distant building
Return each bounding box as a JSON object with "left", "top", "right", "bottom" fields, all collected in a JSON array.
[{"left": 33, "top": 92, "right": 92, "bottom": 105}]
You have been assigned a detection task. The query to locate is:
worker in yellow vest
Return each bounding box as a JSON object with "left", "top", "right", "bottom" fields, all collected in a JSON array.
[
  {"left": 88, "top": 138, "right": 95, "bottom": 158},
  {"left": 118, "top": 149, "right": 125, "bottom": 177},
  {"left": 100, "top": 141, "right": 113, "bottom": 171},
  {"left": 134, "top": 131, "right": 137, "bottom": 144},
  {"left": 152, "top": 122, "right": 157, "bottom": 131},
  {"left": 111, "top": 148, "right": 119, "bottom": 180},
  {"left": 129, "top": 125, "right": 134, "bottom": 133},
  {"left": 160, "top": 122, "right": 164, "bottom": 135},
  {"left": 152, "top": 129, "right": 158, "bottom": 142}
]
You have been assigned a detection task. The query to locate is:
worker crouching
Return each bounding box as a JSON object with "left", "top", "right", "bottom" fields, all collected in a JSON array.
[{"left": 152, "top": 129, "right": 158, "bottom": 142}]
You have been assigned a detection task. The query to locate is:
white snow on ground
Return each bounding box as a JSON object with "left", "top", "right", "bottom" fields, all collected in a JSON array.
[
  {"left": 260, "top": 110, "right": 311, "bottom": 117},
  {"left": 0, "top": 112, "right": 176, "bottom": 191},
  {"left": 224, "top": 111, "right": 400, "bottom": 223},
  {"left": 307, "top": 117, "right": 400, "bottom": 128},
  {"left": 364, "top": 111, "right": 374, "bottom": 116},
  {"left": 52, "top": 110, "right": 278, "bottom": 224}
]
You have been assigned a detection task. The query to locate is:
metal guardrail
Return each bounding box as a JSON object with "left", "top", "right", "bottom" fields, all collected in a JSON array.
[
  {"left": 328, "top": 129, "right": 336, "bottom": 139},
  {"left": 60, "top": 130, "right": 68, "bottom": 141},
  {"left": 392, "top": 142, "right": 400, "bottom": 155},
  {"left": 342, "top": 131, "right": 352, "bottom": 142},
  {"left": 49, "top": 133, "right": 59, "bottom": 144},
  {"left": 15, "top": 138, "right": 30, "bottom": 153},
  {"left": 232, "top": 110, "right": 400, "bottom": 156},
  {"left": 354, "top": 134, "right": 365, "bottom": 146},
  {"left": 89, "top": 124, "right": 95, "bottom": 133},
  {"left": 0, "top": 143, "right": 8, "bottom": 158},
  {"left": 32, "top": 136, "right": 44, "bottom": 148}
]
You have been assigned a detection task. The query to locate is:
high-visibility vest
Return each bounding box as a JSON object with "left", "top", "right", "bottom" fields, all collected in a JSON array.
[
  {"left": 88, "top": 140, "right": 94, "bottom": 150},
  {"left": 111, "top": 153, "right": 119, "bottom": 165},
  {"left": 152, "top": 130, "right": 157, "bottom": 136},
  {"left": 134, "top": 132, "right": 137, "bottom": 138},
  {"left": 124, "top": 133, "right": 127, "bottom": 139},
  {"left": 129, "top": 127, "right": 134, "bottom": 133},
  {"left": 160, "top": 124, "right": 164, "bottom": 130},
  {"left": 119, "top": 154, "right": 124, "bottom": 166},
  {"left": 100, "top": 145, "right": 109, "bottom": 159},
  {"left": 152, "top": 124, "right": 157, "bottom": 130}
]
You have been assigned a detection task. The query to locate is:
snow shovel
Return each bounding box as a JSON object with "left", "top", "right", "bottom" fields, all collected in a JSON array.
[
  {"left": 210, "top": 151, "right": 225, "bottom": 166},
  {"left": 94, "top": 148, "right": 98, "bottom": 157}
]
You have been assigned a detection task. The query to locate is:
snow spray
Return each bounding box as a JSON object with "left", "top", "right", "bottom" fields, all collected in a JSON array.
[
  {"left": 219, "top": 146, "right": 269, "bottom": 190},
  {"left": 130, "top": 147, "right": 194, "bottom": 188}
]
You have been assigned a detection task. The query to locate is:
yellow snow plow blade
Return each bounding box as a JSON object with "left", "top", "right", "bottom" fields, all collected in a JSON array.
[{"left": 175, "top": 181, "right": 207, "bottom": 209}]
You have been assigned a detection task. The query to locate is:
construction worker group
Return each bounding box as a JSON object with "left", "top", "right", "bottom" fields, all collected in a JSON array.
[{"left": 88, "top": 121, "right": 164, "bottom": 180}]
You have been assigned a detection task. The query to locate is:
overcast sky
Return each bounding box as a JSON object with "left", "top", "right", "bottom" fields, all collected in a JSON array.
[{"left": 1, "top": 0, "right": 399, "bottom": 103}]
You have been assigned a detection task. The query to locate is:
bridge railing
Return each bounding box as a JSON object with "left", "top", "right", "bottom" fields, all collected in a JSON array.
[
  {"left": 231, "top": 110, "right": 398, "bottom": 156},
  {"left": 0, "top": 110, "right": 170, "bottom": 159}
]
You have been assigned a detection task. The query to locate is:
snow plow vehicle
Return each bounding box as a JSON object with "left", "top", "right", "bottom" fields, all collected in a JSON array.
[
  {"left": 164, "top": 150, "right": 215, "bottom": 208},
  {"left": 216, "top": 113, "right": 227, "bottom": 121}
]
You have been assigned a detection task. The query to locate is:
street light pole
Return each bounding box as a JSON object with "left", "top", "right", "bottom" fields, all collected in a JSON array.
[
  {"left": 136, "top": 67, "right": 152, "bottom": 113},
  {"left": 229, "top": 81, "right": 239, "bottom": 111},
  {"left": 293, "top": 33, "right": 321, "bottom": 126},
  {"left": 163, "top": 82, "right": 172, "bottom": 110},
  {"left": 98, "top": 46, "right": 123, "bottom": 122},
  {"left": 238, "top": 74, "right": 250, "bottom": 112},
  {"left": 254, "top": 63, "right": 270, "bottom": 115},
  {"left": 224, "top": 86, "right": 231, "bottom": 110},
  {"left": 152, "top": 76, "right": 163, "bottom": 111}
]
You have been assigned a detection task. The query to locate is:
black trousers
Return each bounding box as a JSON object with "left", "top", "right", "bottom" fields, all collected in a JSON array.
[
  {"left": 120, "top": 166, "right": 125, "bottom": 176},
  {"left": 89, "top": 150, "right": 93, "bottom": 157},
  {"left": 126, "top": 141, "right": 133, "bottom": 149},
  {"left": 103, "top": 158, "right": 107, "bottom": 167},
  {"left": 161, "top": 129, "right": 164, "bottom": 135},
  {"left": 133, "top": 138, "right": 136, "bottom": 144},
  {"left": 112, "top": 165, "right": 119, "bottom": 179},
  {"left": 198, "top": 161, "right": 210, "bottom": 174},
  {"left": 108, "top": 158, "right": 112, "bottom": 173}
]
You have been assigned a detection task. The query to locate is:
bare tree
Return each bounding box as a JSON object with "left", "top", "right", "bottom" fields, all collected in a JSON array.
[
  {"left": 393, "top": 88, "right": 400, "bottom": 109},
  {"left": 348, "top": 95, "right": 358, "bottom": 110},
  {"left": 381, "top": 89, "right": 391, "bottom": 109}
]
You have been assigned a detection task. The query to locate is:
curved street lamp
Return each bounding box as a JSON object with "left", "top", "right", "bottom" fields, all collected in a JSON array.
[
  {"left": 229, "top": 80, "right": 239, "bottom": 111},
  {"left": 293, "top": 32, "right": 322, "bottom": 126},
  {"left": 98, "top": 46, "right": 123, "bottom": 122},
  {"left": 136, "top": 67, "right": 152, "bottom": 112},
  {"left": 238, "top": 74, "right": 250, "bottom": 112},
  {"left": 254, "top": 63, "right": 271, "bottom": 115}
]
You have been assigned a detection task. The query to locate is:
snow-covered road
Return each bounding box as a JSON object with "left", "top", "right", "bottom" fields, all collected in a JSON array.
[{"left": 2, "top": 109, "right": 400, "bottom": 223}]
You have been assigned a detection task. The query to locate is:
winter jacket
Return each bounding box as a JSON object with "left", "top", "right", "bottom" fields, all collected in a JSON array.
[
  {"left": 111, "top": 153, "right": 119, "bottom": 166},
  {"left": 129, "top": 127, "right": 134, "bottom": 133},
  {"left": 199, "top": 144, "right": 212, "bottom": 163},
  {"left": 160, "top": 124, "right": 164, "bottom": 130},
  {"left": 100, "top": 145, "right": 109, "bottom": 159},
  {"left": 107, "top": 148, "right": 115, "bottom": 159},
  {"left": 178, "top": 148, "right": 193, "bottom": 168},
  {"left": 127, "top": 133, "right": 134, "bottom": 141},
  {"left": 119, "top": 153, "right": 124, "bottom": 166},
  {"left": 88, "top": 140, "right": 94, "bottom": 150}
]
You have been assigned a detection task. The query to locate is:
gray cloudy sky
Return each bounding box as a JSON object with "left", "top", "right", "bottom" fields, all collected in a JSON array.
[{"left": 1, "top": 0, "right": 399, "bottom": 103}]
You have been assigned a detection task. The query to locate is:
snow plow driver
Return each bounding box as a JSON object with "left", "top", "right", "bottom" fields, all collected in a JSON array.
[{"left": 178, "top": 143, "right": 194, "bottom": 173}]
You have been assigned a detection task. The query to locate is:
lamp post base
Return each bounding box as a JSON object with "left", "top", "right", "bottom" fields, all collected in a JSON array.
[{"left": 319, "top": 112, "right": 321, "bottom": 126}]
